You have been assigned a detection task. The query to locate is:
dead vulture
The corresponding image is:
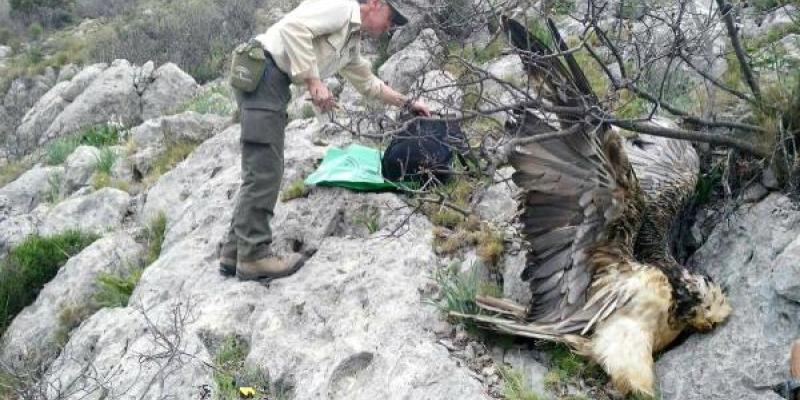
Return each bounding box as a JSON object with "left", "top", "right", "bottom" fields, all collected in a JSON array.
[{"left": 455, "top": 17, "right": 731, "bottom": 396}]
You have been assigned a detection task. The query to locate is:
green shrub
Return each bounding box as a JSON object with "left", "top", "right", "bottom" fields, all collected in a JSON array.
[
  {"left": 80, "top": 124, "right": 123, "bottom": 147},
  {"left": 174, "top": 83, "right": 234, "bottom": 116},
  {"left": 46, "top": 136, "right": 80, "bottom": 165},
  {"left": 145, "top": 212, "right": 167, "bottom": 265},
  {"left": 27, "top": 22, "right": 43, "bottom": 39},
  {"left": 0, "top": 230, "right": 99, "bottom": 333},
  {"left": 93, "top": 147, "right": 117, "bottom": 175},
  {"left": 280, "top": 179, "right": 308, "bottom": 202},
  {"left": 93, "top": 267, "right": 142, "bottom": 308},
  {"left": 428, "top": 261, "right": 481, "bottom": 316}
]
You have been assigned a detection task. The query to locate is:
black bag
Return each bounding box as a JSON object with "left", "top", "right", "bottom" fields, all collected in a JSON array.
[{"left": 381, "top": 118, "right": 468, "bottom": 184}]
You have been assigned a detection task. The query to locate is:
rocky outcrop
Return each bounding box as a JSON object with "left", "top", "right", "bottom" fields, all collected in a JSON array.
[
  {"left": 656, "top": 194, "right": 800, "bottom": 400},
  {"left": 0, "top": 232, "right": 144, "bottom": 367},
  {"left": 378, "top": 28, "right": 443, "bottom": 93},
  {"left": 21, "top": 119, "right": 491, "bottom": 400},
  {"left": 62, "top": 145, "right": 101, "bottom": 193},
  {"left": 9, "top": 60, "right": 198, "bottom": 158},
  {"left": 38, "top": 187, "right": 130, "bottom": 236}
]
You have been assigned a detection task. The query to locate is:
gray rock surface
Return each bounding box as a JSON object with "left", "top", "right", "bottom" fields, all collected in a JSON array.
[
  {"left": 39, "top": 121, "right": 489, "bottom": 400},
  {"left": 14, "top": 81, "right": 71, "bottom": 151},
  {"left": 0, "top": 165, "right": 64, "bottom": 214},
  {"left": 378, "top": 29, "right": 443, "bottom": 93},
  {"left": 0, "top": 232, "right": 144, "bottom": 367},
  {"left": 415, "top": 70, "right": 463, "bottom": 116},
  {"left": 773, "top": 235, "right": 800, "bottom": 304},
  {"left": 1, "top": 69, "right": 58, "bottom": 157},
  {"left": 63, "top": 145, "right": 101, "bottom": 193},
  {"left": 141, "top": 63, "right": 198, "bottom": 120},
  {"left": 40, "top": 60, "right": 141, "bottom": 145},
  {"left": 656, "top": 194, "right": 800, "bottom": 400},
  {"left": 39, "top": 187, "right": 130, "bottom": 236}
]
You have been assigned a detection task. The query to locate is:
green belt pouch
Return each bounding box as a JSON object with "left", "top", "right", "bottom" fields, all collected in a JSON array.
[{"left": 230, "top": 40, "right": 267, "bottom": 92}]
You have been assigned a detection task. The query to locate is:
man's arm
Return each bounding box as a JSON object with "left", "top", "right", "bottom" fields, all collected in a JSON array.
[{"left": 340, "top": 56, "right": 431, "bottom": 116}]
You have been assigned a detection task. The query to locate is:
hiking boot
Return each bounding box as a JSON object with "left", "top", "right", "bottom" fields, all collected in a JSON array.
[
  {"left": 236, "top": 253, "right": 306, "bottom": 281},
  {"left": 218, "top": 243, "right": 237, "bottom": 276}
]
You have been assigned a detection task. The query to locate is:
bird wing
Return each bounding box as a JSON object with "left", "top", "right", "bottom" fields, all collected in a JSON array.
[
  {"left": 504, "top": 16, "right": 646, "bottom": 334},
  {"left": 622, "top": 124, "right": 699, "bottom": 267}
]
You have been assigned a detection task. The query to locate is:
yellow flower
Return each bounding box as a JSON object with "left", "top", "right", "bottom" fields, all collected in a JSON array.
[{"left": 238, "top": 386, "right": 256, "bottom": 398}]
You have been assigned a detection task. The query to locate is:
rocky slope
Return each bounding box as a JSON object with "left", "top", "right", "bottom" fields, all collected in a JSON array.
[{"left": 0, "top": 2, "right": 798, "bottom": 399}]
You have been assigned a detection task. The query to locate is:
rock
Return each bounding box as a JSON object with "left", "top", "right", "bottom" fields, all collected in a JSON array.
[
  {"left": 762, "top": 167, "right": 780, "bottom": 189},
  {"left": 774, "top": 237, "right": 800, "bottom": 303},
  {"left": 41, "top": 60, "right": 141, "bottom": 145},
  {"left": 56, "top": 64, "right": 81, "bottom": 82},
  {"left": 742, "top": 5, "right": 798, "bottom": 39},
  {"left": 742, "top": 182, "right": 768, "bottom": 203},
  {"left": 63, "top": 145, "right": 101, "bottom": 194},
  {"left": 0, "top": 165, "right": 64, "bottom": 214},
  {"left": 779, "top": 34, "right": 800, "bottom": 63},
  {"left": 479, "top": 55, "right": 525, "bottom": 122},
  {"left": 0, "top": 232, "right": 144, "bottom": 367},
  {"left": 0, "top": 211, "right": 40, "bottom": 254},
  {"left": 141, "top": 62, "right": 198, "bottom": 120},
  {"left": 127, "top": 111, "right": 232, "bottom": 176},
  {"left": 414, "top": 70, "right": 463, "bottom": 116},
  {"left": 14, "top": 81, "right": 71, "bottom": 150},
  {"left": 502, "top": 251, "right": 531, "bottom": 305},
  {"left": 475, "top": 167, "right": 519, "bottom": 225},
  {"left": 503, "top": 347, "right": 553, "bottom": 399},
  {"left": 0, "top": 45, "right": 10, "bottom": 60},
  {"left": 61, "top": 63, "right": 107, "bottom": 102},
  {"left": 378, "top": 29, "right": 443, "bottom": 92},
  {"left": 656, "top": 194, "right": 800, "bottom": 400},
  {"left": 1, "top": 70, "right": 58, "bottom": 157},
  {"left": 39, "top": 188, "right": 130, "bottom": 236}
]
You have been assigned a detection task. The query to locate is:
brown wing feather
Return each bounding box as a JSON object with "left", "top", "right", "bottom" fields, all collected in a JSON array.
[{"left": 504, "top": 16, "right": 646, "bottom": 334}]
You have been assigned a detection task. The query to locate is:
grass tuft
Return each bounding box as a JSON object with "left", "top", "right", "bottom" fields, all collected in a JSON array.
[
  {"left": 93, "top": 267, "right": 143, "bottom": 308},
  {"left": 280, "top": 179, "right": 308, "bottom": 202},
  {"left": 93, "top": 147, "right": 117, "bottom": 175},
  {"left": 144, "top": 213, "right": 167, "bottom": 265},
  {"left": 428, "top": 261, "right": 481, "bottom": 316},
  {"left": 0, "top": 230, "right": 99, "bottom": 334},
  {"left": 499, "top": 365, "right": 543, "bottom": 400}
]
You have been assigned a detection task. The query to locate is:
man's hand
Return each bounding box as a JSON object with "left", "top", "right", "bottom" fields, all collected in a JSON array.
[
  {"left": 305, "top": 78, "right": 336, "bottom": 111},
  {"left": 410, "top": 100, "right": 432, "bottom": 117}
]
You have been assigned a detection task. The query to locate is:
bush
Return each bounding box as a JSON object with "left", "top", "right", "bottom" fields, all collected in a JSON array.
[
  {"left": 0, "top": 230, "right": 99, "bottom": 333},
  {"left": 88, "top": 0, "right": 264, "bottom": 83},
  {"left": 46, "top": 123, "right": 124, "bottom": 165},
  {"left": 93, "top": 267, "right": 142, "bottom": 308}
]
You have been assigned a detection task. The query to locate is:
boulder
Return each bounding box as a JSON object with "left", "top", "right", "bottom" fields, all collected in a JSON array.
[
  {"left": 63, "top": 145, "right": 101, "bottom": 194},
  {"left": 475, "top": 167, "right": 519, "bottom": 225},
  {"left": 656, "top": 194, "right": 800, "bottom": 400},
  {"left": 141, "top": 62, "right": 199, "bottom": 120},
  {"left": 14, "top": 81, "right": 71, "bottom": 151},
  {"left": 0, "top": 165, "right": 64, "bottom": 214},
  {"left": 378, "top": 29, "right": 443, "bottom": 92},
  {"left": 0, "top": 232, "right": 144, "bottom": 367},
  {"left": 40, "top": 60, "right": 141, "bottom": 145},
  {"left": 414, "top": 70, "right": 463, "bottom": 116},
  {"left": 38, "top": 188, "right": 130, "bottom": 236},
  {"left": 61, "top": 63, "right": 107, "bottom": 102}
]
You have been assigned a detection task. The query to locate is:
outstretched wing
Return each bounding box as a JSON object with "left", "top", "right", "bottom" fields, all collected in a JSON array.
[
  {"left": 623, "top": 124, "right": 699, "bottom": 268},
  {"left": 504, "top": 17, "right": 646, "bottom": 334}
]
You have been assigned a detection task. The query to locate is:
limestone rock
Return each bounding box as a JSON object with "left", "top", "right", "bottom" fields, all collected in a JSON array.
[
  {"left": 141, "top": 62, "right": 198, "bottom": 120},
  {"left": 41, "top": 60, "right": 141, "bottom": 145},
  {"left": 656, "top": 194, "right": 800, "bottom": 400},
  {"left": 415, "top": 70, "right": 463, "bottom": 116},
  {"left": 39, "top": 188, "right": 130, "bottom": 236},
  {"left": 63, "top": 145, "right": 101, "bottom": 194},
  {"left": 0, "top": 165, "right": 64, "bottom": 214},
  {"left": 378, "top": 29, "right": 443, "bottom": 92},
  {"left": 1, "top": 232, "right": 144, "bottom": 367}
]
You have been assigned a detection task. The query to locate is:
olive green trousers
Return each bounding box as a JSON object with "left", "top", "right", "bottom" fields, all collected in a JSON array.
[{"left": 221, "top": 53, "right": 291, "bottom": 262}]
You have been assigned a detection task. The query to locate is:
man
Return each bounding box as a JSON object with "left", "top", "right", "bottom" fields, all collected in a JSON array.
[{"left": 219, "top": 0, "right": 431, "bottom": 280}]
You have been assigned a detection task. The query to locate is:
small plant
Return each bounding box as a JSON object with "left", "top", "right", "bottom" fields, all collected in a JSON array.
[
  {"left": 46, "top": 136, "right": 80, "bottom": 165},
  {"left": 476, "top": 228, "right": 504, "bottom": 267},
  {"left": 428, "top": 261, "right": 481, "bottom": 316},
  {"left": 280, "top": 179, "right": 308, "bottom": 202},
  {"left": 142, "top": 140, "right": 199, "bottom": 186},
  {"left": 93, "top": 267, "right": 143, "bottom": 308},
  {"left": 46, "top": 170, "right": 63, "bottom": 203},
  {"left": 498, "top": 365, "right": 543, "bottom": 400},
  {"left": 0, "top": 230, "right": 99, "bottom": 334},
  {"left": 212, "top": 335, "right": 279, "bottom": 400},
  {"left": 145, "top": 213, "right": 167, "bottom": 265},
  {"left": 353, "top": 205, "right": 381, "bottom": 234},
  {"left": 80, "top": 124, "right": 122, "bottom": 147},
  {"left": 93, "top": 147, "right": 117, "bottom": 175},
  {"left": 300, "top": 103, "right": 316, "bottom": 119},
  {"left": 54, "top": 303, "right": 94, "bottom": 347}
]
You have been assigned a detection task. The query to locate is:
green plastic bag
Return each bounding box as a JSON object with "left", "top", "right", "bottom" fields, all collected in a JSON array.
[{"left": 304, "top": 144, "right": 398, "bottom": 191}]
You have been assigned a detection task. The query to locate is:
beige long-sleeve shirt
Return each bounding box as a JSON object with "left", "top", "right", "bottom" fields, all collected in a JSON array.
[{"left": 255, "top": 0, "right": 384, "bottom": 98}]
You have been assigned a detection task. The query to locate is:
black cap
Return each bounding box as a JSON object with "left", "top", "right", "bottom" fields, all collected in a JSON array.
[{"left": 386, "top": 0, "right": 409, "bottom": 27}]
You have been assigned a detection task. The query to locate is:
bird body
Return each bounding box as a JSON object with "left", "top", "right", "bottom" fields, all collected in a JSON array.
[{"left": 455, "top": 17, "right": 732, "bottom": 397}]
